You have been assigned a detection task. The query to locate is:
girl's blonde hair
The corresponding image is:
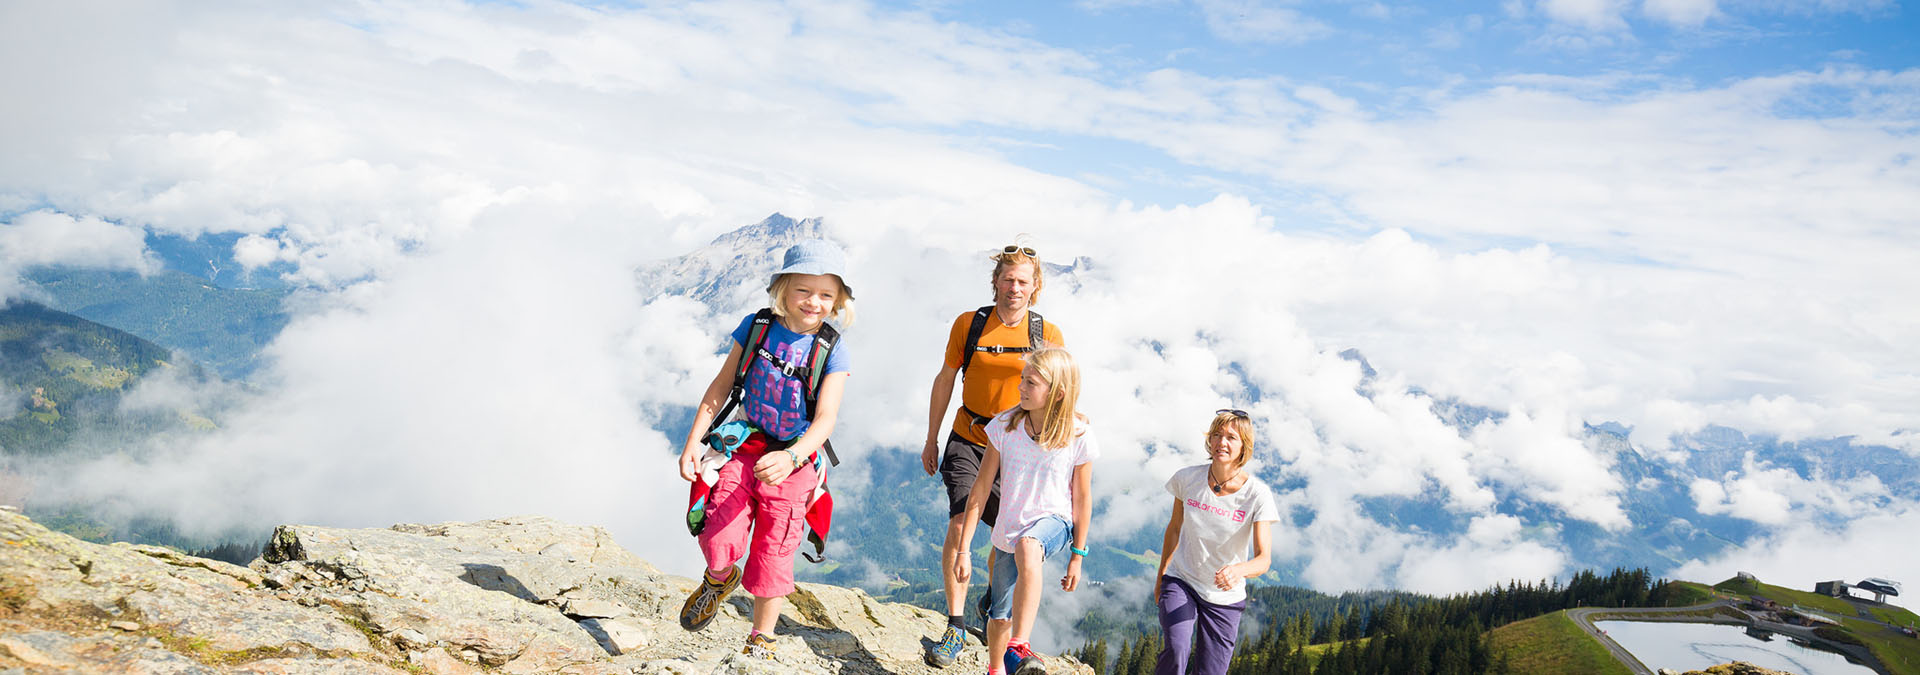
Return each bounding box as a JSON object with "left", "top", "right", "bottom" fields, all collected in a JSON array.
[
  {"left": 1206, "top": 411, "right": 1257, "bottom": 470},
  {"left": 768, "top": 273, "right": 856, "bottom": 328},
  {"left": 1004, "top": 346, "right": 1079, "bottom": 449}
]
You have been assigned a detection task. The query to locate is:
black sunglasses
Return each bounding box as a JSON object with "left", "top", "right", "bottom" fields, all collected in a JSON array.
[
  {"left": 1216, "top": 408, "right": 1250, "bottom": 419},
  {"left": 1002, "top": 245, "right": 1037, "bottom": 257}
]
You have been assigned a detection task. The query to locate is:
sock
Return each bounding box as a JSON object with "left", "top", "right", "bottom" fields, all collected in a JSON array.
[
  {"left": 987, "top": 668, "right": 1005, "bottom": 675},
  {"left": 1007, "top": 637, "right": 1029, "bottom": 649},
  {"left": 948, "top": 615, "right": 966, "bottom": 629},
  {"left": 706, "top": 568, "right": 730, "bottom": 582}
]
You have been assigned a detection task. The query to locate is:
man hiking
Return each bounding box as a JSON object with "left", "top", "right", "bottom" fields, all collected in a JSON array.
[{"left": 922, "top": 244, "right": 1065, "bottom": 668}]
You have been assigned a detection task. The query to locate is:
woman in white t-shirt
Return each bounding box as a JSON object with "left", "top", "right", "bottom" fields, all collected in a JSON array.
[
  {"left": 952, "top": 346, "right": 1097, "bottom": 675},
  {"left": 1153, "top": 409, "right": 1278, "bottom": 675}
]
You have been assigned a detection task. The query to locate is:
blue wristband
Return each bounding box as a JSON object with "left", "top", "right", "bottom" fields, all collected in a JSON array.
[{"left": 1071, "top": 546, "right": 1089, "bottom": 557}]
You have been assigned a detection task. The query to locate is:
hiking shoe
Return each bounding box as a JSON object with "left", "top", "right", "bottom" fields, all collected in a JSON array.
[
  {"left": 926, "top": 624, "right": 967, "bottom": 667},
  {"left": 679, "top": 566, "right": 740, "bottom": 632},
  {"left": 1003, "top": 642, "right": 1045, "bottom": 675},
  {"left": 742, "top": 631, "right": 778, "bottom": 660}
]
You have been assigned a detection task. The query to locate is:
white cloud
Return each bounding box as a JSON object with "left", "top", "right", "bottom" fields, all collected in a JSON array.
[
  {"left": 1673, "top": 503, "right": 1920, "bottom": 595},
  {"left": 1194, "top": 0, "right": 1330, "bottom": 44},
  {"left": 0, "top": 210, "right": 155, "bottom": 301},
  {"left": 1537, "top": 0, "right": 1633, "bottom": 30},
  {"left": 1643, "top": 0, "right": 1719, "bottom": 25},
  {"left": 1397, "top": 515, "right": 1568, "bottom": 595},
  {"left": 1689, "top": 453, "right": 1890, "bottom": 526},
  {"left": 231, "top": 234, "right": 284, "bottom": 270},
  {"left": 0, "top": 210, "right": 152, "bottom": 271}
]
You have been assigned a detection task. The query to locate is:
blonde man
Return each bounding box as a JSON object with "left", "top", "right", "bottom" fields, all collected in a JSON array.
[{"left": 922, "top": 245, "right": 1066, "bottom": 668}]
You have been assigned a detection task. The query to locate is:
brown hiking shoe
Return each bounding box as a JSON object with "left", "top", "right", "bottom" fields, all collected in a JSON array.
[
  {"left": 742, "top": 631, "right": 778, "bottom": 660},
  {"left": 679, "top": 566, "right": 740, "bottom": 631}
]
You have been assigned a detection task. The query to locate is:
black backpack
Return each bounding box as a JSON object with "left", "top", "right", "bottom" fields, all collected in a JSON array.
[
  {"left": 956, "top": 305, "right": 1045, "bottom": 426},
  {"left": 706, "top": 307, "right": 841, "bottom": 466}
]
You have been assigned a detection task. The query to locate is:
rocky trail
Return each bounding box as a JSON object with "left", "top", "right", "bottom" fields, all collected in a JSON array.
[{"left": 0, "top": 509, "right": 1091, "bottom": 674}]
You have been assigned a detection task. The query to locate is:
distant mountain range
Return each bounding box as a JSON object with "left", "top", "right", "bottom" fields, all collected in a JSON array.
[
  {"left": 0, "top": 301, "right": 218, "bottom": 458},
  {"left": 22, "top": 267, "right": 289, "bottom": 380}
]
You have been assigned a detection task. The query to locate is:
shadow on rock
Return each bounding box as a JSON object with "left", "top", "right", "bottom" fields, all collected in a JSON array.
[{"left": 459, "top": 563, "right": 538, "bottom": 602}]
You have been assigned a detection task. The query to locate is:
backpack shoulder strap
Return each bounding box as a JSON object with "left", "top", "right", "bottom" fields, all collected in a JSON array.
[
  {"left": 802, "top": 322, "right": 842, "bottom": 466},
  {"left": 707, "top": 308, "right": 776, "bottom": 437},
  {"left": 802, "top": 323, "right": 839, "bottom": 403},
  {"left": 734, "top": 308, "right": 777, "bottom": 386},
  {"left": 959, "top": 306, "right": 994, "bottom": 373}
]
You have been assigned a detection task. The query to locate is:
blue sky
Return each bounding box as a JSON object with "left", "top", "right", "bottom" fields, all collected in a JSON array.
[{"left": 898, "top": 0, "right": 1919, "bottom": 211}]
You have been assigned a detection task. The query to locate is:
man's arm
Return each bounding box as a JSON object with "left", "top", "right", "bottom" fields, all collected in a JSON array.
[{"left": 922, "top": 364, "right": 960, "bottom": 475}]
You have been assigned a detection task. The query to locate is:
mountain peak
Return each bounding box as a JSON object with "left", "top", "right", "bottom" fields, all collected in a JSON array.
[
  {"left": 712, "top": 213, "right": 829, "bottom": 247},
  {"left": 638, "top": 214, "right": 842, "bottom": 314}
]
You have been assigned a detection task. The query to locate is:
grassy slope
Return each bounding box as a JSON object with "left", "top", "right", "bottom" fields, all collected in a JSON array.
[
  {"left": 1662, "top": 580, "right": 1721, "bottom": 607},
  {"left": 1839, "top": 616, "right": 1920, "bottom": 675},
  {"left": 1490, "top": 610, "right": 1633, "bottom": 675}
]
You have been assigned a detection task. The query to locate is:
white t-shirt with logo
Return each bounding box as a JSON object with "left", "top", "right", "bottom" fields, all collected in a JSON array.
[
  {"left": 1164, "top": 464, "right": 1280, "bottom": 605},
  {"left": 984, "top": 410, "right": 1100, "bottom": 553}
]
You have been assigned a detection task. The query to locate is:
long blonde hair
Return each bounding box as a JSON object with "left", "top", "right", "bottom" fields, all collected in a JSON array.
[{"left": 1004, "top": 346, "right": 1080, "bottom": 449}]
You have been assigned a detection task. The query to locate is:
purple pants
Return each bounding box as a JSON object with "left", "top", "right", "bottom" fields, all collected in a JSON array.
[{"left": 1155, "top": 575, "right": 1246, "bottom": 675}]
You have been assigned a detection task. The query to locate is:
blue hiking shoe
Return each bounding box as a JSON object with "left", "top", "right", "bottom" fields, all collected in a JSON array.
[
  {"left": 926, "top": 624, "right": 967, "bottom": 667},
  {"left": 1003, "top": 641, "right": 1045, "bottom": 674}
]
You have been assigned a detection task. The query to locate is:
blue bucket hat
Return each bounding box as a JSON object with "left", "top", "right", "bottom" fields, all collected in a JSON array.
[{"left": 770, "top": 239, "right": 851, "bottom": 296}]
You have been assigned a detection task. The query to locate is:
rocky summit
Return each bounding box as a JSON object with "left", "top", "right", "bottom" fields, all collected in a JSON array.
[{"left": 0, "top": 509, "right": 1093, "bottom": 674}]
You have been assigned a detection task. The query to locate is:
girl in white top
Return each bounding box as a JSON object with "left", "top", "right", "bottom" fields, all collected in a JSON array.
[
  {"left": 953, "top": 346, "right": 1096, "bottom": 675},
  {"left": 1153, "top": 409, "right": 1278, "bottom": 675}
]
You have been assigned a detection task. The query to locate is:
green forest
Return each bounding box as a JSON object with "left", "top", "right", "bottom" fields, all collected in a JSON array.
[{"left": 1075, "top": 567, "right": 1689, "bottom": 675}]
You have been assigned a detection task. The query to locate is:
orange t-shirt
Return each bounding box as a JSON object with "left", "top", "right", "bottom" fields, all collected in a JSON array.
[{"left": 943, "top": 309, "right": 1066, "bottom": 446}]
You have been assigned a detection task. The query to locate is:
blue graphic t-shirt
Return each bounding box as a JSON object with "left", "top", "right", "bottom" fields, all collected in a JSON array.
[{"left": 730, "top": 312, "right": 852, "bottom": 441}]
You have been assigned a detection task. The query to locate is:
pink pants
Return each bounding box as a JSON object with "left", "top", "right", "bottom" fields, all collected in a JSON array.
[{"left": 697, "top": 433, "right": 816, "bottom": 598}]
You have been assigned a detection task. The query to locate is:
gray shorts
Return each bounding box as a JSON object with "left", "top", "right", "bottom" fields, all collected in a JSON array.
[{"left": 938, "top": 432, "right": 1000, "bottom": 528}]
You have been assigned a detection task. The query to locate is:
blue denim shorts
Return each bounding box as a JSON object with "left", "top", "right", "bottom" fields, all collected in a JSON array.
[{"left": 985, "top": 515, "right": 1072, "bottom": 621}]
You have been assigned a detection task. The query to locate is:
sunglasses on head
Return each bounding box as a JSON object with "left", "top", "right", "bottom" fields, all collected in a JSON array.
[
  {"left": 1002, "top": 245, "right": 1037, "bottom": 257},
  {"left": 1216, "top": 409, "right": 1250, "bottom": 419}
]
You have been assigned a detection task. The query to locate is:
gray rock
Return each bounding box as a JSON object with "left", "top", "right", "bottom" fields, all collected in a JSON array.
[
  {"left": 227, "top": 658, "right": 410, "bottom": 674},
  {"left": 0, "top": 511, "right": 373, "bottom": 658},
  {"left": 579, "top": 617, "right": 650, "bottom": 655},
  {"left": 564, "top": 598, "right": 628, "bottom": 618},
  {"left": 0, "top": 632, "right": 78, "bottom": 669},
  {"left": 409, "top": 647, "right": 486, "bottom": 675}
]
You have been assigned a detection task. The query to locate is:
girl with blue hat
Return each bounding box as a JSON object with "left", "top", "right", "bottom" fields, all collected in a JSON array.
[{"left": 675, "top": 239, "right": 855, "bottom": 660}]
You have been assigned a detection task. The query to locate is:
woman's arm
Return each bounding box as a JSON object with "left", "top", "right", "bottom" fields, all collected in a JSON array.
[
  {"left": 1063, "top": 461, "right": 1093, "bottom": 591},
  {"left": 754, "top": 371, "right": 848, "bottom": 485},
  {"left": 1215, "top": 521, "right": 1274, "bottom": 590},
  {"left": 1155, "top": 497, "right": 1183, "bottom": 600},
  {"left": 678, "top": 342, "right": 746, "bottom": 482}
]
